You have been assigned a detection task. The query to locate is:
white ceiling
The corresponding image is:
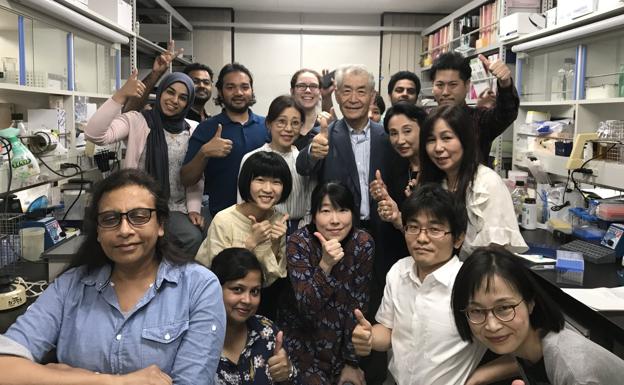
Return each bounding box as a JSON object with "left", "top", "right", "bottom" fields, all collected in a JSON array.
[{"left": 168, "top": 0, "right": 472, "bottom": 15}]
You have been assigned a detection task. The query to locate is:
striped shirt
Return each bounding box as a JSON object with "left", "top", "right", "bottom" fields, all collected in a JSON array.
[{"left": 238, "top": 143, "right": 313, "bottom": 221}]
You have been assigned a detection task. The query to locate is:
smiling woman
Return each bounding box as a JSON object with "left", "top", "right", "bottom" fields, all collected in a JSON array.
[
  {"left": 85, "top": 72, "right": 208, "bottom": 258},
  {"left": 0, "top": 169, "right": 226, "bottom": 385}
]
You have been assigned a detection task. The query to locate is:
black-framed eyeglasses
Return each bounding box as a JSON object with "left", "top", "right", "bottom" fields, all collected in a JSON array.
[
  {"left": 294, "top": 83, "right": 320, "bottom": 92},
  {"left": 463, "top": 300, "right": 525, "bottom": 324},
  {"left": 403, "top": 224, "right": 451, "bottom": 239},
  {"left": 192, "top": 78, "right": 212, "bottom": 86},
  {"left": 275, "top": 118, "right": 302, "bottom": 130},
  {"left": 97, "top": 208, "right": 157, "bottom": 228}
]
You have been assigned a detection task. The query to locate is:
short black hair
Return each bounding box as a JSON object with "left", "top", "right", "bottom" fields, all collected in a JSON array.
[
  {"left": 238, "top": 151, "right": 292, "bottom": 205},
  {"left": 373, "top": 94, "right": 386, "bottom": 114},
  {"left": 266, "top": 95, "right": 305, "bottom": 127},
  {"left": 451, "top": 246, "right": 565, "bottom": 343},
  {"left": 401, "top": 183, "right": 467, "bottom": 243},
  {"left": 418, "top": 104, "right": 479, "bottom": 204},
  {"left": 183, "top": 62, "right": 214, "bottom": 80},
  {"left": 214, "top": 62, "right": 256, "bottom": 107},
  {"left": 429, "top": 52, "right": 472, "bottom": 82},
  {"left": 383, "top": 102, "right": 427, "bottom": 134},
  {"left": 307, "top": 181, "right": 357, "bottom": 243},
  {"left": 211, "top": 247, "right": 265, "bottom": 286},
  {"left": 70, "top": 169, "right": 189, "bottom": 270},
  {"left": 290, "top": 68, "right": 322, "bottom": 89},
  {"left": 387, "top": 70, "right": 421, "bottom": 97}
]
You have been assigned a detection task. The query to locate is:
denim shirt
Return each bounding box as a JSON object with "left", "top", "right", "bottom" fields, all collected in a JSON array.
[{"left": 0, "top": 260, "right": 226, "bottom": 384}]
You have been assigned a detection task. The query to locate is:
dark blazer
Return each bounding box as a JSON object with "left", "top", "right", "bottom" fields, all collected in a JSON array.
[{"left": 296, "top": 118, "right": 408, "bottom": 284}]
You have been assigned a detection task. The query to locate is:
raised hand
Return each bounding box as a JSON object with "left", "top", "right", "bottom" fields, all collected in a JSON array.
[
  {"left": 369, "top": 169, "right": 388, "bottom": 202},
  {"left": 245, "top": 215, "right": 272, "bottom": 250},
  {"left": 270, "top": 213, "right": 289, "bottom": 241},
  {"left": 315, "top": 231, "right": 344, "bottom": 274},
  {"left": 153, "top": 39, "right": 184, "bottom": 74},
  {"left": 113, "top": 68, "right": 146, "bottom": 105},
  {"left": 267, "top": 331, "right": 292, "bottom": 382},
  {"left": 479, "top": 54, "right": 512, "bottom": 88},
  {"left": 200, "top": 124, "right": 233, "bottom": 158},
  {"left": 352, "top": 308, "right": 373, "bottom": 357},
  {"left": 116, "top": 365, "right": 172, "bottom": 385},
  {"left": 188, "top": 211, "right": 205, "bottom": 229},
  {"left": 404, "top": 178, "right": 417, "bottom": 197},
  {"left": 310, "top": 113, "right": 330, "bottom": 160}
]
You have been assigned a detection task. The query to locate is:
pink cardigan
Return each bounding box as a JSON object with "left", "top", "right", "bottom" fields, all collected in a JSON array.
[{"left": 85, "top": 98, "right": 203, "bottom": 213}]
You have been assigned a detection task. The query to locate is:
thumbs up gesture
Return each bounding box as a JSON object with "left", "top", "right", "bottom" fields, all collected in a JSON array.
[
  {"left": 245, "top": 215, "right": 272, "bottom": 250},
  {"left": 267, "top": 331, "right": 293, "bottom": 382},
  {"left": 352, "top": 309, "right": 373, "bottom": 356},
  {"left": 200, "top": 123, "right": 234, "bottom": 158},
  {"left": 310, "top": 112, "right": 331, "bottom": 160},
  {"left": 369, "top": 169, "right": 388, "bottom": 202},
  {"left": 113, "top": 68, "right": 146, "bottom": 105},
  {"left": 315, "top": 231, "right": 344, "bottom": 274},
  {"left": 270, "top": 213, "right": 289, "bottom": 241},
  {"left": 478, "top": 54, "right": 512, "bottom": 88}
]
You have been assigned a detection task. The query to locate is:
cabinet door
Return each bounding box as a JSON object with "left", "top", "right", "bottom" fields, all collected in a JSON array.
[
  {"left": 582, "top": 29, "right": 624, "bottom": 100},
  {"left": 517, "top": 44, "right": 578, "bottom": 102}
]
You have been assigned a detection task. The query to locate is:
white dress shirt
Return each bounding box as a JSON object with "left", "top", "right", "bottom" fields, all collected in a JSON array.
[{"left": 376, "top": 256, "right": 486, "bottom": 385}]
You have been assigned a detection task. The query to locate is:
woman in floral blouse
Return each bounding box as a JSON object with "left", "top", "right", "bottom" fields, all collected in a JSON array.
[
  {"left": 277, "top": 182, "right": 374, "bottom": 385},
  {"left": 212, "top": 247, "right": 301, "bottom": 385}
]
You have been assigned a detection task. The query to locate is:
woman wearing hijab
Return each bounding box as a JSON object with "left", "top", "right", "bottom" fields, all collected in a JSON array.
[{"left": 86, "top": 69, "right": 206, "bottom": 257}]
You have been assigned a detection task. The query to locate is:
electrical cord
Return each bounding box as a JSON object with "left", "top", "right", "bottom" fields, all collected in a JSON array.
[
  {"left": 60, "top": 164, "right": 84, "bottom": 222},
  {"left": 14, "top": 276, "right": 48, "bottom": 298},
  {"left": 0, "top": 136, "right": 13, "bottom": 214}
]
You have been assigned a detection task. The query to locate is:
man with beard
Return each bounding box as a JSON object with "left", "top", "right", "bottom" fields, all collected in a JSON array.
[
  {"left": 387, "top": 70, "right": 421, "bottom": 106},
  {"left": 183, "top": 63, "right": 214, "bottom": 122},
  {"left": 181, "top": 63, "right": 267, "bottom": 217}
]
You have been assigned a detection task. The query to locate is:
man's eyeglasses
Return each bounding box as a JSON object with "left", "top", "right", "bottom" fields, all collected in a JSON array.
[
  {"left": 97, "top": 208, "right": 157, "bottom": 228},
  {"left": 294, "top": 83, "right": 320, "bottom": 92},
  {"left": 403, "top": 224, "right": 451, "bottom": 239},
  {"left": 463, "top": 300, "right": 525, "bottom": 324},
  {"left": 192, "top": 78, "right": 212, "bottom": 86},
  {"left": 275, "top": 118, "right": 302, "bottom": 130}
]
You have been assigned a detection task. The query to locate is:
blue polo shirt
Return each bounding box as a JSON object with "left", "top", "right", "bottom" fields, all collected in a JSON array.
[{"left": 184, "top": 109, "right": 267, "bottom": 216}]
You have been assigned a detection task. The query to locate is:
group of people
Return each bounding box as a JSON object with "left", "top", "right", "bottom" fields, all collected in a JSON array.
[{"left": 1, "top": 41, "right": 624, "bottom": 385}]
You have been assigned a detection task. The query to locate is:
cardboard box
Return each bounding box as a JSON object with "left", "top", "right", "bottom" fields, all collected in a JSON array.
[
  {"left": 88, "top": 0, "right": 133, "bottom": 31},
  {"left": 27, "top": 109, "right": 67, "bottom": 135},
  {"left": 557, "top": 0, "right": 597, "bottom": 25},
  {"left": 499, "top": 12, "right": 546, "bottom": 40}
]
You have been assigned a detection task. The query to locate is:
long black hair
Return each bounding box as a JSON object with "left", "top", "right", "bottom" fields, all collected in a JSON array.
[
  {"left": 69, "top": 169, "right": 189, "bottom": 270},
  {"left": 418, "top": 104, "right": 479, "bottom": 204}
]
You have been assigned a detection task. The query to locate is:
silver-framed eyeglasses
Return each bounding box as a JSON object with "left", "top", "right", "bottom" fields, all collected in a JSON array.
[
  {"left": 275, "top": 118, "right": 302, "bottom": 130},
  {"left": 294, "top": 83, "right": 320, "bottom": 92},
  {"left": 463, "top": 300, "right": 525, "bottom": 324},
  {"left": 403, "top": 224, "right": 451, "bottom": 239},
  {"left": 97, "top": 208, "right": 157, "bottom": 228}
]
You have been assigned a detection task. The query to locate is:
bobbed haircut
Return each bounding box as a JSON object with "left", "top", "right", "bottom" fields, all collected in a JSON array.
[
  {"left": 266, "top": 95, "right": 306, "bottom": 127},
  {"left": 335, "top": 64, "right": 375, "bottom": 90},
  {"left": 387, "top": 70, "right": 421, "bottom": 97},
  {"left": 307, "top": 181, "right": 357, "bottom": 243},
  {"left": 383, "top": 102, "right": 427, "bottom": 134},
  {"left": 183, "top": 62, "right": 214, "bottom": 80},
  {"left": 401, "top": 183, "right": 467, "bottom": 243},
  {"left": 451, "top": 246, "right": 565, "bottom": 343},
  {"left": 211, "top": 247, "right": 265, "bottom": 286},
  {"left": 290, "top": 68, "right": 322, "bottom": 89},
  {"left": 70, "top": 169, "right": 189, "bottom": 270},
  {"left": 429, "top": 52, "right": 472, "bottom": 82},
  {"left": 418, "top": 104, "right": 479, "bottom": 204},
  {"left": 373, "top": 94, "right": 386, "bottom": 114},
  {"left": 238, "top": 151, "right": 292, "bottom": 205},
  {"left": 214, "top": 62, "right": 256, "bottom": 107}
]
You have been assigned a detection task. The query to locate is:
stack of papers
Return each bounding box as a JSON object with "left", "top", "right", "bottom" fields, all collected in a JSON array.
[
  {"left": 562, "top": 287, "right": 624, "bottom": 311},
  {"left": 515, "top": 254, "right": 556, "bottom": 264}
]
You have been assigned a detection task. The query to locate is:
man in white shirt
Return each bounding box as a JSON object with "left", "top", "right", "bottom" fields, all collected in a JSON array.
[{"left": 352, "top": 184, "right": 496, "bottom": 385}]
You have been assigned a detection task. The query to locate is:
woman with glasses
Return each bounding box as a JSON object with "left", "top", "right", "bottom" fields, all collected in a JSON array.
[
  {"left": 452, "top": 246, "right": 624, "bottom": 385},
  {"left": 277, "top": 181, "right": 373, "bottom": 385},
  {"left": 289, "top": 69, "right": 333, "bottom": 150},
  {"left": 239, "top": 95, "right": 313, "bottom": 235},
  {"left": 419, "top": 104, "right": 527, "bottom": 258},
  {"left": 0, "top": 169, "right": 226, "bottom": 385},
  {"left": 86, "top": 70, "right": 206, "bottom": 258}
]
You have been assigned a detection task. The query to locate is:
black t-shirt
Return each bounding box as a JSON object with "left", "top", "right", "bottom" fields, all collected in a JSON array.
[{"left": 518, "top": 357, "right": 550, "bottom": 385}]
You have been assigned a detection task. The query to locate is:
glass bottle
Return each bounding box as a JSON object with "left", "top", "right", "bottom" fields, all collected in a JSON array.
[
  {"left": 10, "top": 113, "right": 27, "bottom": 136},
  {"left": 563, "top": 58, "right": 575, "bottom": 100},
  {"left": 511, "top": 180, "right": 528, "bottom": 224}
]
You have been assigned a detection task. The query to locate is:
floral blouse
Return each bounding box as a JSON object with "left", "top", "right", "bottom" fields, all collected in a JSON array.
[{"left": 215, "top": 315, "right": 301, "bottom": 385}]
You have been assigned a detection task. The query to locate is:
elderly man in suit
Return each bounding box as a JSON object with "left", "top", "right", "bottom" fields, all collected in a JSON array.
[{"left": 296, "top": 63, "right": 406, "bottom": 385}]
